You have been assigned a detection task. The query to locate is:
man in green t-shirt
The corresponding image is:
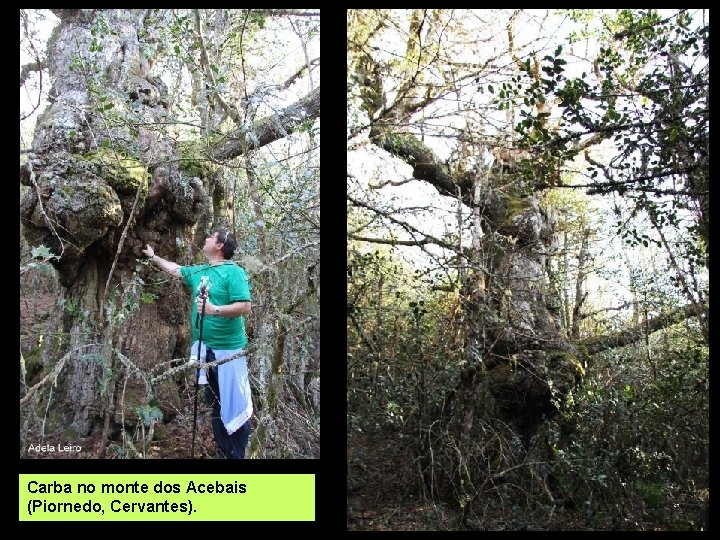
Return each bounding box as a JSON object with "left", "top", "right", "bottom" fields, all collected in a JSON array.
[{"left": 142, "top": 229, "right": 253, "bottom": 458}]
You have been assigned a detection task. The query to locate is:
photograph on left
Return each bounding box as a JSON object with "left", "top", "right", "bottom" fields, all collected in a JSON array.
[{"left": 20, "top": 8, "right": 320, "bottom": 459}]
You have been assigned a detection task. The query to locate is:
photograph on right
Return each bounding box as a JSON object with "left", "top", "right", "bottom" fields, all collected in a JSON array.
[{"left": 347, "top": 9, "right": 707, "bottom": 531}]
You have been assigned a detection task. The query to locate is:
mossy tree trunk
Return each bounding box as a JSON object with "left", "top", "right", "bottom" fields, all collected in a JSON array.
[
  {"left": 447, "top": 172, "right": 584, "bottom": 445},
  {"left": 367, "top": 122, "right": 585, "bottom": 435},
  {"left": 19, "top": 9, "right": 202, "bottom": 439}
]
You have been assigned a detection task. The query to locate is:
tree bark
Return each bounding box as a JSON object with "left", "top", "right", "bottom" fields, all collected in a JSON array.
[
  {"left": 212, "top": 87, "right": 320, "bottom": 161},
  {"left": 20, "top": 9, "right": 196, "bottom": 438}
]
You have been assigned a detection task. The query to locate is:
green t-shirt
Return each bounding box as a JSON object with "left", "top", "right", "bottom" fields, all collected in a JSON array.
[{"left": 179, "top": 262, "right": 252, "bottom": 350}]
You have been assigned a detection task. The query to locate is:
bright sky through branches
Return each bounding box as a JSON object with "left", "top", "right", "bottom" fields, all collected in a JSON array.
[{"left": 348, "top": 9, "right": 707, "bottom": 317}]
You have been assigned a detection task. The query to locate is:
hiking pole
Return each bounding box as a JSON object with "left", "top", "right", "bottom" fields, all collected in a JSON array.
[{"left": 191, "top": 285, "right": 208, "bottom": 458}]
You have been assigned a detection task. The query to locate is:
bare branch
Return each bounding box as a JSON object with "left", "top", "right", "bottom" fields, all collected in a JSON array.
[
  {"left": 348, "top": 234, "right": 435, "bottom": 247},
  {"left": 647, "top": 210, "right": 708, "bottom": 344},
  {"left": 255, "top": 240, "right": 319, "bottom": 274},
  {"left": 20, "top": 12, "right": 46, "bottom": 121},
  {"left": 99, "top": 174, "right": 146, "bottom": 322},
  {"left": 347, "top": 194, "right": 460, "bottom": 253},
  {"left": 194, "top": 9, "right": 243, "bottom": 125},
  {"left": 368, "top": 177, "right": 421, "bottom": 189},
  {"left": 580, "top": 301, "right": 634, "bottom": 320},
  {"left": 280, "top": 57, "right": 319, "bottom": 90}
]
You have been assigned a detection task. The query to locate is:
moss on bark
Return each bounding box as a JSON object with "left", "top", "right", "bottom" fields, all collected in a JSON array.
[{"left": 80, "top": 148, "right": 150, "bottom": 193}]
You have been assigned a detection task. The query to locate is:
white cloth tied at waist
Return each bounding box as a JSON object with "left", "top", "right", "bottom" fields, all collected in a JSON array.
[{"left": 191, "top": 341, "right": 253, "bottom": 435}]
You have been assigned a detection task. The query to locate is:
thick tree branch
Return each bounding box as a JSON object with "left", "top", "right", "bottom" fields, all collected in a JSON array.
[
  {"left": 570, "top": 132, "right": 604, "bottom": 155},
  {"left": 211, "top": 86, "right": 320, "bottom": 161},
  {"left": 582, "top": 304, "right": 704, "bottom": 355},
  {"left": 280, "top": 57, "right": 319, "bottom": 90},
  {"left": 368, "top": 129, "right": 474, "bottom": 204}
]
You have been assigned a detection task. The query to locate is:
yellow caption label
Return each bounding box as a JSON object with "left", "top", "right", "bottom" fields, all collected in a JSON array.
[{"left": 19, "top": 474, "right": 314, "bottom": 521}]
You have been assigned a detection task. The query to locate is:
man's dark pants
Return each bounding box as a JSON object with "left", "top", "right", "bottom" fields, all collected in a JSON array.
[{"left": 205, "top": 354, "right": 252, "bottom": 459}]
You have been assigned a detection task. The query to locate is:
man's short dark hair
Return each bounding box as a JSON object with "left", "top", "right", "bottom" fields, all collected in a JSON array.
[{"left": 215, "top": 229, "right": 237, "bottom": 260}]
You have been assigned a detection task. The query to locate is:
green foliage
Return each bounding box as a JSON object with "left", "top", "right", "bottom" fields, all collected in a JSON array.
[
  {"left": 546, "top": 320, "right": 708, "bottom": 529},
  {"left": 511, "top": 10, "right": 708, "bottom": 267},
  {"left": 347, "top": 245, "right": 463, "bottom": 437},
  {"left": 634, "top": 479, "right": 663, "bottom": 508},
  {"left": 103, "top": 270, "right": 153, "bottom": 330},
  {"left": 136, "top": 401, "right": 163, "bottom": 427},
  {"left": 21, "top": 244, "right": 60, "bottom": 278},
  {"left": 30, "top": 244, "right": 58, "bottom": 262},
  {"left": 61, "top": 297, "right": 84, "bottom": 319},
  {"left": 140, "top": 292, "right": 157, "bottom": 304}
]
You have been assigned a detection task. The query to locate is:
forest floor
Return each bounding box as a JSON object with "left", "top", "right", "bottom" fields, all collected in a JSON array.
[
  {"left": 346, "top": 426, "right": 578, "bottom": 531},
  {"left": 346, "top": 425, "right": 701, "bottom": 531},
  {"left": 21, "top": 390, "right": 225, "bottom": 460},
  {"left": 347, "top": 426, "right": 460, "bottom": 531}
]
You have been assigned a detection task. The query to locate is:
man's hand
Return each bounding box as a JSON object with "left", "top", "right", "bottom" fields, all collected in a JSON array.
[
  {"left": 141, "top": 244, "right": 155, "bottom": 258},
  {"left": 144, "top": 245, "right": 182, "bottom": 278},
  {"left": 196, "top": 296, "right": 211, "bottom": 315}
]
